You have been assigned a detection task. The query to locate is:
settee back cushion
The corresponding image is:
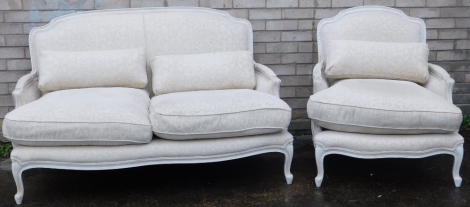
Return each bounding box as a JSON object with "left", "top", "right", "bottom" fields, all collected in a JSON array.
[
  {"left": 38, "top": 48, "right": 147, "bottom": 92},
  {"left": 30, "top": 9, "right": 252, "bottom": 94},
  {"left": 325, "top": 40, "right": 429, "bottom": 83},
  {"left": 151, "top": 51, "right": 255, "bottom": 95}
]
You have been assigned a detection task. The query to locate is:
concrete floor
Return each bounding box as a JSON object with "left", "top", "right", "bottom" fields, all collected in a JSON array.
[{"left": 0, "top": 132, "right": 469, "bottom": 206}]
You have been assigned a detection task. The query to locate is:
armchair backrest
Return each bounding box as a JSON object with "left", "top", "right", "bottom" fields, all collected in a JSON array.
[{"left": 317, "top": 6, "right": 426, "bottom": 63}]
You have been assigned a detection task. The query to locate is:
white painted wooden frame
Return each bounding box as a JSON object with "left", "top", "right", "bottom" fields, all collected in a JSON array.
[{"left": 312, "top": 6, "right": 463, "bottom": 187}]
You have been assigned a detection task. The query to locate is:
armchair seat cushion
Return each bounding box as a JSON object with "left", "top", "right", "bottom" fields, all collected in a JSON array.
[
  {"left": 150, "top": 89, "right": 291, "bottom": 140},
  {"left": 3, "top": 87, "right": 153, "bottom": 146},
  {"left": 307, "top": 79, "right": 462, "bottom": 134}
]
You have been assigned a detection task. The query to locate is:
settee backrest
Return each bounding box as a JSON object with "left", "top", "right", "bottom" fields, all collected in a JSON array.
[
  {"left": 29, "top": 7, "right": 253, "bottom": 94},
  {"left": 317, "top": 6, "right": 426, "bottom": 63}
]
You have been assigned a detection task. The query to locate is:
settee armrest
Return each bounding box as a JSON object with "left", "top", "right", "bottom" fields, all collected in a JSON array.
[
  {"left": 254, "top": 63, "right": 281, "bottom": 97},
  {"left": 313, "top": 61, "right": 329, "bottom": 94},
  {"left": 423, "top": 63, "right": 454, "bottom": 103},
  {"left": 12, "top": 73, "right": 41, "bottom": 108}
]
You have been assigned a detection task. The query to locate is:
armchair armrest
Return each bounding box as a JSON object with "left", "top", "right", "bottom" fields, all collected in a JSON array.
[
  {"left": 313, "top": 61, "right": 329, "bottom": 94},
  {"left": 423, "top": 63, "right": 454, "bottom": 103},
  {"left": 254, "top": 63, "right": 281, "bottom": 97},
  {"left": 12, "top": 73, "right": 41, "bottom": 108}
]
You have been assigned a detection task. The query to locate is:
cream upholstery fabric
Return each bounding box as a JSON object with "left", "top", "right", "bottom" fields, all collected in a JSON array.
[
  {"left": 151, "top": 51, "right": 255, "bottom": 95},
  {"left": 325, "top": 40, "right": 429, "bottom": 83},
  {"left": 307, "top": 79, "right": 462, "bottom": 134},
  {"left": 3, "top": 88, "right": 152, "bottom": 146},
  {"left": 254, "top": 63, "right": 281, "bottom": 97},
  {"left": 150, "top": 89, "right": 291, "bottom": 140},
  {"left": 315, "top": 130, "right": 463, "bottom": 153},
  {"left": 38, "top": 48, "right": 147, "bottom": 92},
  {"left": 11, "top": 130, "right": 292, "bottom": 164},
  {"left": 319, "top": 9, "right": 424, "bottom": 61}
]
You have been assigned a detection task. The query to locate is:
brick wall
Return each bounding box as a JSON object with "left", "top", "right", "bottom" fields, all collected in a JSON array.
[{"left": 0, "top": 0, "right": 469, "bottom": 135}]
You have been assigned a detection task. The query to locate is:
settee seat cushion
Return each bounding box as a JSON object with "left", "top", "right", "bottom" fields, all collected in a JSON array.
[
  {"left": 3, "top": 87, "right": 153, "bottom": 146},
  {"left": 307, "top": 79, "right": 462, "bottom": 134},
  {"left": 150, "top": 89, "right": 291, "bottom": 140}
]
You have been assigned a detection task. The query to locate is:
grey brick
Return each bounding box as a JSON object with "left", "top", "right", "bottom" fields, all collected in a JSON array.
[
  {"left": 0, "top": 12, "right": 3, "bottom": 22},
  {"left": 282, "top": 9, "right": 314, "bottom": 19},
  {"left": 299, "top": 20, "right": 314, "bottom": 30},
  {"left": 284, "top": 98, "right": 309, "bottom": 109},
  {"left": 299, "top": 42, "right": 313, "bottom": 52},
  {"left": 130, "top": 0, "right": 164, "bottom": 7},
  {"left": 0, "top": 36, "right": 4, "bottom": 46},
  {"left": 456, "top": 18, "right": 470, "bottom": 28},
  {"left": 0, "top": 23, "right": 22, "bottom": 34},
  {"left": 0, "top": 84, "right": 7, "bottom": 95},
  {"left": 0, "top": 107, "right": 8, "bottom": 119},
  {"left": 0, "top": 0, "right": 22, "bottom": 10},
  {"left": 253, "top": 43, "right": 266, "bottom": 53},
  {"left": 0, "top": 95, "right": 13, "bottom": 107},
  {"left": 0, "top": 48, "right": 24, "bottom": 58},
  {"left": 296, "top": 64, "right": 313, "bottom": 75},
  {"left": 4, "top": 35, "right": 28, "bottom": 46},
  {"left": 296, "top": 87, "right": 312, "bottom": 97},
  {"left": 428, "top": 40, "right": 454, "bottom": 50},
  {"left": 253, "top": 31, "right": 281, "bottom": 42},
  {"left": 437, "top": 51, "right": 467, "bottom": 61},
  {"left": 266, "top": 20, "right": 297, "bottom": 30},
  {"left": 253, "top": 54, "right": 281, "bottom": 64},
  {"left": 332, "top": 0, "right": 362, "bottom": 7},
  {"left": 427, "top": 29, "right": 438, "bottom": 39},
  {"left": 457, "top": 40, "right": 470, "bottom": 49},
  {"left": 426, "top": 19, "right": 455, "bottom": 29},
  {"left": 233, "top": 0, "right": 265, "bottom": 8},
  {"left": 249, "top": 20, "right": 265, "bottom": 31},
  {"left": 281, "top": 76, "right": 312, "bottom": 86},
  {"left": 267, "top": 0, "right": 298, "bottom": 8},
  {"left": 280, "top": 87, "right": 296, "bottom": 98},
  {"left": 439, "top": 29, "right": 468, "bottom": 39},
  {"left": 429, "top": 51, "right": 437, "bottom": 61},
  {"left": 314, "top": 9, "right": 342, "bottom": 18},
  {"left": 200, "top": 0, "right": 232, "bottom": 8},
  {"left": 454, "top": 83, "right": 470, "bottom": 94},
  {"left": 266, "top": 42, "right": 298, "bottom": 53},
  {"left": 281, "top": 31, "right": 313, "bottom": 41},
  {"left": 410, "top": 8, "right": 440, "bottom": 18},
  {"left": 25, "top": 47, "right": 30, "bottom": 58},
  {"left": 23, "top": 0, "right": 59, "bottom": 10},
  {"left": 299, "top": 0, "right": 314, "bottom": 7},
  {"left": 59, "top": 0, "right": 94, "bottom": 9},
  {"left": 427, "top": 0, "right": 457, "bottom": 7},
  {"left": 396, "top": 0, "right": 425, "bottom": 7},
  {"left": 292, "top": 109, "right": 308, "bottom": 119},
  {"left": 313, "top": 0, "right": 331, "bottom": 7},
  {"left": 249, "top": 9, "right": 281, "bottom": 19},
  {"left": 0, "top": 71, "right": 28, "bottom": 82},
  {"left": 288, "top": 119, "right": 310, "bottom": 130},
  {"left": 7, "top": 59, "right": 31, "bottom": 70},
  {"left": 397, "top": 8, "right": 410, "bottom": 15},
  {"left": 95, "top": 0, "right": 130, "bottom": 9},
  {"left": 225, "top": 9, "right": 248, "bottom": 18},
  {"left": 4, "top": 11, "right": 75, "bottom": 23},
  {"left": 364, "top": 0, "right": 394, "bottom": 6},
  {"left": 441, "top": 8, "right": 470, "bottom": 17},
  {"left": 166, "top": 0, "right": 198, "bottom": 6},
  {"left": 8, "top": 83, "right": 15, "bottom": 93},
  {"left": 23, "top": 23, "right": 46, "bottom": 34},
  {"left": 0, "top": 60, "right": 6, "bottom": 70},
  {"left": 281, "top": 53, "right": 313, "bottom": 64},
  {"left": 268, "top": 64, "right": 296, "bottom": 75}
]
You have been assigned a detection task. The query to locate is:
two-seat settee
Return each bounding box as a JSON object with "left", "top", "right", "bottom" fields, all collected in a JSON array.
[{"left": 2, "top": 8, "right": 294, "bottom": 204}]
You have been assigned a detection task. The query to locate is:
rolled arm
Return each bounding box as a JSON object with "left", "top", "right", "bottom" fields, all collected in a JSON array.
[
  {"left": 12, "top": 73, "right": 41, "bottom": 108},
  {"left": 313, "top": 61, "right": 329, "bottom": 94},
  {"left": 423, "top": 63, "right": 454, "bottom": 103},
  {"left": 254, "top": 63, "right": 281, "bottom": 97}
]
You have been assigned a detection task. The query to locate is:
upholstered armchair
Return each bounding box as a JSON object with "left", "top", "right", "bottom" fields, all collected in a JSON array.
[{"left": 308, "top": 6, "right": 464, "bottom": 187}]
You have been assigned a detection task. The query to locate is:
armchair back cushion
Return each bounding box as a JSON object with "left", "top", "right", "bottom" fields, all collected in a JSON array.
[
  {"left": 151, "top": 51, "right": 255, "bottom": 95},
  {"left": 38, "top": 48, "right": 147, "bottom": 92},
  {"left": 325, "top": 40, "right": 429, "bottom": 83}
]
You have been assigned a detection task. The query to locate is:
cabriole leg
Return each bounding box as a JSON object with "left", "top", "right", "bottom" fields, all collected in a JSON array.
[
  {"left": 12, "top": 161, "right": 24, "bottom": 204},
  {"left": 453, "top": 144, "right": 464, "bottom": 187},
  {"left": 284, "top": 142, "right": 294, "bottom": 184},
  {"left": 315, "top": 145, "right": 325, "bottom": 187}
]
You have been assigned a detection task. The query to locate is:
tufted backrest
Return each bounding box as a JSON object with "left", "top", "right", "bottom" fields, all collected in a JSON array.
[
  {"left": 317, "top": 6, "right": 426, "bottom": 63},
  {"left": 30, "top": 7, "right": 253, "bottom": 94}
]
